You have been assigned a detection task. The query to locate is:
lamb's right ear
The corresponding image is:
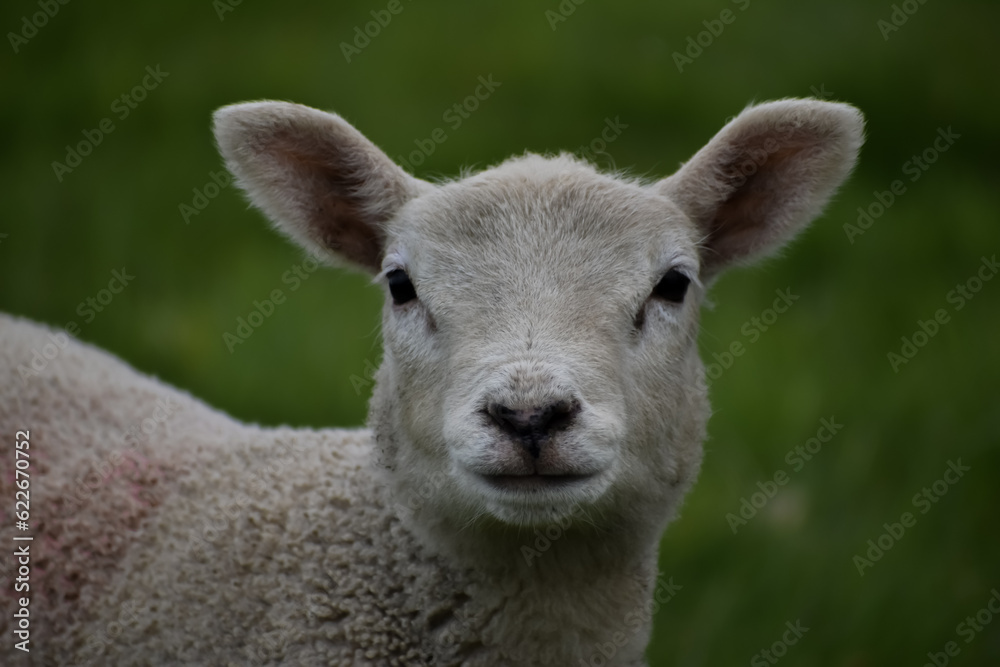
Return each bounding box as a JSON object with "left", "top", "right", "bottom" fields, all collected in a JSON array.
[{"left": 213, "top": 101, "right": 430, "bottom": 274}]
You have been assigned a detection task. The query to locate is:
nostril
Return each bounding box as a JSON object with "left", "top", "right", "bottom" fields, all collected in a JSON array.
[
  {"left": 542, "top": 399, "right": 580, "bottom": 432},
  {"left": 485, "top": 399, "right": 581, "bottom": 451}
]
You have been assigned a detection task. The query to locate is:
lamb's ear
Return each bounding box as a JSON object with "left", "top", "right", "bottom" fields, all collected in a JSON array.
[
  {"left": 213, "top": 101, "right": 430, "bottom": 274},
  {"left": 659, "top": 99, "right": 864, "bottom": 279}
]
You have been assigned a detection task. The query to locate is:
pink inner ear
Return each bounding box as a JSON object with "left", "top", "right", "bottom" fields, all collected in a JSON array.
[
  {"left": 708, "top": 135, "right": 823, "bottom": 265},
  {"left": 315, "top": 172, "right": 385, "bottom": 272},
  {"left": 261, "top": 129, "right": 396, "bottom": 273}
]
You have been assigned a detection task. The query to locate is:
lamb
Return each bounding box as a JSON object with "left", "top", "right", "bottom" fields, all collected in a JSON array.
[{"left": 0, "top": 97, "right": 863, "bottom": 666}]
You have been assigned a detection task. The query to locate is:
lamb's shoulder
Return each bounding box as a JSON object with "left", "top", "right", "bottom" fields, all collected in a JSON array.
[{"left": 0, "top": 314, "right": 237, "bottom": 661}]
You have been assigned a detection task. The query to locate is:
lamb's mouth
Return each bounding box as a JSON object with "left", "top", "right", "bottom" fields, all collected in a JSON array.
[{"left": 478, "top": 472, "right": 597, "bottom": 493}]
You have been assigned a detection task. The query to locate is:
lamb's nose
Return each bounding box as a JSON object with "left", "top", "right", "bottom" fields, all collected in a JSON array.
[{"left": 486, "top": 399, "right": 580, "bottom": 458}]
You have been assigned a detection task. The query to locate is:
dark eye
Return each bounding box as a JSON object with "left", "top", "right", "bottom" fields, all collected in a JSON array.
[
  {"left": 652, "top": 269, "right": 691, "bottom": 304},
  {"left": 387, "top": 269, "right": 417, "bottom": 305}
]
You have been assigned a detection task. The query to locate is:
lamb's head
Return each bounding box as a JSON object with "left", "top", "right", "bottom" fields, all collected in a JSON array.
[{"left": 213, "top": 100, "right": 863, "bottom": 539}]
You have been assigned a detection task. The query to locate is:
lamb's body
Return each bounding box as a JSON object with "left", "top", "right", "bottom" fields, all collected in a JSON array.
[
  {"left": 0, "top": 314, "right": 654, "bottom": 665},
  {"left": 1, "top": 98, "right": 863, "bottom": 665}
]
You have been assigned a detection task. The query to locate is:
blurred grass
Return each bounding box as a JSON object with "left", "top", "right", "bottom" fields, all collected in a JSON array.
[{"left": 1, "top": 0, "right": 998, "bottom": 664}]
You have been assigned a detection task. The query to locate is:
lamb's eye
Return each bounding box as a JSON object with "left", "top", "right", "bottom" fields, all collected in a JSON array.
[
  {"left": 387, "top": 269, "right": 417, "bottom": 305},
  {"left": 652, "top": 269, "right": 691, "bottom": 304}
]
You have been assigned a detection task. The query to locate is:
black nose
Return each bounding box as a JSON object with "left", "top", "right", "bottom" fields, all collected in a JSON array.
[{"left": 486, "top": 399, "right": 580, "bottom": 458}]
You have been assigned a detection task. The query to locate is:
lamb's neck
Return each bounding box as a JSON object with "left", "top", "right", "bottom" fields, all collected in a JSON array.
[
  {"left": 368, "top": 417, "right": 667, "bottom": 664},
  {"left": 409, "top": 507, "right": 665, "bottom": 666}
]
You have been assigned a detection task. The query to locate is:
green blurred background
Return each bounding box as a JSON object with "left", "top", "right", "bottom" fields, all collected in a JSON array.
[{"left": 2, "top": 0, "right": 998, "bottom": 664}]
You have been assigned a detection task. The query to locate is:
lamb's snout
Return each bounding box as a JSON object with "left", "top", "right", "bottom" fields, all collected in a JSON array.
[{"left": 486, "top": 399, "right": 581, "bottom": 458}]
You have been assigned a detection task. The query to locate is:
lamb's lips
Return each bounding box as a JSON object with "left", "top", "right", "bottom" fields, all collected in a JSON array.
[{"left": 478, "top": 472, "right": 597, "bottom": 493}]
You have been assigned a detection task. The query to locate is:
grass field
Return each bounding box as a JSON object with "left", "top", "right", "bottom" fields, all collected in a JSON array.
[{"left": 1, "top": 0, "right": 998, "bottom": 664}]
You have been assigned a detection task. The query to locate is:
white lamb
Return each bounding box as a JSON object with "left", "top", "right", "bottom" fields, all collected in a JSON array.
[{"left": 0, "top": 98, "right": 863, "bottom": 665}]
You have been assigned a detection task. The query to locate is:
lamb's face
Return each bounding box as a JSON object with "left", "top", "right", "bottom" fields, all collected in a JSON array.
[
  {"left": 213, "top": 98, "right": 863, "bottom": 535},
  {"left": 375, "top": 157, "right": 709, "bottom": 528}
]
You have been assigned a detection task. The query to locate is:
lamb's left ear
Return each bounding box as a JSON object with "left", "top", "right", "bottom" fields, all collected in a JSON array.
[
  {"left": 659, "top": 99, "right": 864, "bottom": 279},
  {"left": 213, "top": 101, "right": 430, "bottom": 274}
]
